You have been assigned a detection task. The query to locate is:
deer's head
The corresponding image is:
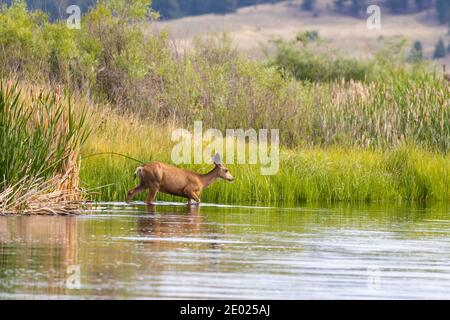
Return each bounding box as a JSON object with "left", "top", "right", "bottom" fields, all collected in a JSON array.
[{"left": 213, "top": 153, "right": 234, "bottom": 182}]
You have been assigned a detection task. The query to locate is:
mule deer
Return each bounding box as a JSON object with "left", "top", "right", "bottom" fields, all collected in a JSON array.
[{"left": 126, "top": 154, "right": 234, "bottom": 205}]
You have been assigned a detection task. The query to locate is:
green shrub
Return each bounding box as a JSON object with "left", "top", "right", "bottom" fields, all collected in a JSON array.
[
  {"left": 0, "top": 1, "right": 48, "bottom": 77},
  {"left": 408, "top": 41, "right": 423, "bottom": 63},
  {"left": 301, "top": 0, "right": 315, "bottom": 11},
  {"left": 433, "top": 38, "right": 447, "bottom": 59},
  {"left": 270, "top": 33, "right": 371, "bottom": 82}
]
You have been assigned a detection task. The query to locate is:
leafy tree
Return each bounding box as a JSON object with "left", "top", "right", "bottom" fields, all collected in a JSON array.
[
  {"left": 6, "top": 0, "right": 450, "bottom": 25},
  {"left": 152, "top": 0, "right": 280, "bottom": 19},
  {"left": 334, "top": 0, "right": 346, "bottom": 12},
  {"left": 350, "top": 0, "right": 366, "bottom": 16},
  {"left": 301, "top": 0, "right": 315, "bottom": 11},
  {"left": 1, "top": 0, "right": 284, "bottom": 20},
  {"left": 386, "top": 0, "right": 408, "bottom": 14},
  {"left": 333, "top": 0, "right": 367, "bottom": 16},
  {"left": 151, "top": 0, "right": 181, "bottom": 19},
  {"left": 210, "top": 0, "right": 238, "bottom": 14},
  {"left": 408, "top": 41, "right": 423, "bottom": 62},
  {"left": 433, "top": 39, "right": 447, "bottom": 59},
  {"left": 2, "top": 0, "right": 96, "bottom": 20},
  {"left": 295, "top": 30, "right": 319, "bottom": 46},
  {"left": 436, "top": 0, "right": 450, "bottom": 24},
  {"left": 414, "top": 0, "right": 433, "bottom": 11}
]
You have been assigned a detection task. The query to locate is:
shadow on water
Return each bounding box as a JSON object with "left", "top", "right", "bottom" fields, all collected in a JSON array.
[{"left": 0, "top": 201, "right": 449, "bottom": 299}]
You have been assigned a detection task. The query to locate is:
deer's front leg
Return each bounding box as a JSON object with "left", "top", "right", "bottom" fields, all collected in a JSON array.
[
  {"left": 184, "top": 187, "right": 200, "bottom": 205},
  {"left": 126, "top": 185, "right": 146, "bottom": 203}
]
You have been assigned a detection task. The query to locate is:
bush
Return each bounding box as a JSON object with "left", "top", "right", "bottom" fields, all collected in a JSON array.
[
  {"left": 433, "top": 39, "right": 447, "bottom": 59},
  {"left": 270, "top": 33, "right": 371, "bottom": 82},
  {"left": 0, "top": 2, "right": 48, "bottom": 77},
  {"left": 301, "top": 0, "right": 315, "bottom": 11},
  {"left": 437, "top": 0, "right": 450, "bottom": 24},
  {"left": 408, "top": 41, "right": 423, "bottom": 63}
]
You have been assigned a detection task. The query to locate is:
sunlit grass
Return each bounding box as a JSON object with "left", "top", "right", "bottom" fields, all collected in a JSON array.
[{"left": 80, "top": 110, "right": 449, "bottom": 204}]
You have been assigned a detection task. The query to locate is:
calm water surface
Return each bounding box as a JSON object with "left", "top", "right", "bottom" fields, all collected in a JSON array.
[{"left": 0, "top": 202, "right": 449, "bottom": 299}]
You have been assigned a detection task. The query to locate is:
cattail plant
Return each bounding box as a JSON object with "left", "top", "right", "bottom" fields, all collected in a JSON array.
[{"left": 0, "top": 81, "right": 90, "bottom": 214}]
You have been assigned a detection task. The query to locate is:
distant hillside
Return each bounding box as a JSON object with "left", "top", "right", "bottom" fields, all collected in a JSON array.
[{"left": 157, "top": 0, "right": 450, "bottom": 66}]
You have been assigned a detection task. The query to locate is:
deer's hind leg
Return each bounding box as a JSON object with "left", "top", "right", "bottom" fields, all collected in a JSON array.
[{"left": 146, "top": 187, "right": 159, "bottom": 205}]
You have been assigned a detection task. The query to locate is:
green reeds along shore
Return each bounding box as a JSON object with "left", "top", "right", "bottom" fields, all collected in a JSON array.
[
  {"left": 0, "top": 81, "right": 89, "bottom": 214},
  {"left": 0, "top": 1, "right": 449, "bottom": 209},
  {"left": 79, "top": 112, "right": 449, "bottom": 205}
]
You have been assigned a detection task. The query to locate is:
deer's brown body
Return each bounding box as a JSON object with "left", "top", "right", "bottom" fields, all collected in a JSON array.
[{"left": 126, "top": 159, "right": 233, "bottom": 205}]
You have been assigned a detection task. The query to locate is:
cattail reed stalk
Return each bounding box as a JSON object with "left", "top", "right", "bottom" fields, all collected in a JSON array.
[{"left": 0, "top": 80, "right": 89, "bottom": 215}]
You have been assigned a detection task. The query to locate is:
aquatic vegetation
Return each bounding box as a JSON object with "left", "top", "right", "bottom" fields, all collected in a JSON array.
[
  {"left": 0, "top": 81, "right": 89, "bottom": 214},
  {"left": 0, "top": 174, "right": 85, "bottom": 215}
]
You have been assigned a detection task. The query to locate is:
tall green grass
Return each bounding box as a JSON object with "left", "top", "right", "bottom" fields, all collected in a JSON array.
[
  {"left": 80, "top": 109, "right": 449, "bottom": 204},
  {"left": 81, "top": 145, "right": 449, "bottom": 205},
  {"left": 0, "top": 80, "right": 89, "bottom": 213}
]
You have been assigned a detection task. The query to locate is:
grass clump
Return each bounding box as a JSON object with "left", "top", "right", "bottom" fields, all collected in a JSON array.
[{"left": 0, "top": 81, "right": 89, "bottom": 214}]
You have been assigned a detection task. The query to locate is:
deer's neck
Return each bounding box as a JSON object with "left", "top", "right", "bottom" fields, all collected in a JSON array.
[{"left": 199, "top": 166, "right": 220, "bottom": 189}]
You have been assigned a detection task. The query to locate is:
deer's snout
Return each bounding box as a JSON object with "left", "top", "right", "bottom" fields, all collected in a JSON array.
[{"left": 225, "top": 172, "right": 234, "bottom": 182}]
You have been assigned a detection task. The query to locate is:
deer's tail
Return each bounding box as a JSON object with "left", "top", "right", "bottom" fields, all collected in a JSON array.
[{"left": 134, "top": 166, "right": 144, "bottom": 181}]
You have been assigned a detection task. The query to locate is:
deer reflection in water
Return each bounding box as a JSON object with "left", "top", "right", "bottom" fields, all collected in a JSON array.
[
  {"left": 0, "top": 205, "right": 226, "bottom": 298},
  {"left": 138, "top": 204, "right": 201, "bottom": 235},
  {"left": 136, "top": 204, "right": 223, "bottom": 251}
]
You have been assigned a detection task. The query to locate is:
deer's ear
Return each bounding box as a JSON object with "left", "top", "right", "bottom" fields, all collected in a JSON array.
[{"left": 212, "top": 153, "right": 222, "bottom": 165}]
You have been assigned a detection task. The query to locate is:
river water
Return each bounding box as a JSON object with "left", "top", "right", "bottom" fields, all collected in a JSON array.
[{"left": 0, "top": 202, "right": 449, "bottom": 299}]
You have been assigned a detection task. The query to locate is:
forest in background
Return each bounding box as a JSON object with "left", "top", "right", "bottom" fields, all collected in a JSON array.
[
  {"left": 1, "top": 0, "right": 449, "bottom": 22},
  {"left": 0, "top": 0, "right": 281, "bottom": 19}
]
